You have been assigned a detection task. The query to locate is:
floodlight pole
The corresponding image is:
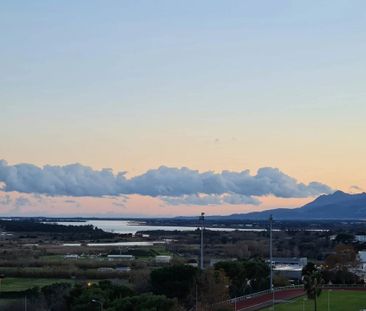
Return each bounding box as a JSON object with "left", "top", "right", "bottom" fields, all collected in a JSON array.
[
  {"left": 200, "top": 212, "right": 205, "bottom": 270},
  {"left": 269, "top": 214, "right": 274, "bottom": 309},
  {"left": 328, "top": 289, "right": 330, "bottom": 311}
]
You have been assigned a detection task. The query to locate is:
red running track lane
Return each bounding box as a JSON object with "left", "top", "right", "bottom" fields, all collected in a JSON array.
[{"left": 234, "top": 288, "right": 305, "bottom": 311}]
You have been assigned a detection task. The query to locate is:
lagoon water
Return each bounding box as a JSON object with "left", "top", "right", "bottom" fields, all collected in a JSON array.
[{"left": 53, "top": 220, "right": 269, "bottom": 234}]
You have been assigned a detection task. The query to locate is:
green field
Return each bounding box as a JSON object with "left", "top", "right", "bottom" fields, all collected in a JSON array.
[
  {"left": 0, "top": 278, "right": 75, "bottom": 292},
  {"left": 0, "top": 299, "right": 18, "bottom": 308},
  {"left": 262, "top": 290, "right": 366, "bottom": 311}
]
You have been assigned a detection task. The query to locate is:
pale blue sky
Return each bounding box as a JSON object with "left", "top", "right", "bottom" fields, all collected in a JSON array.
[{"left": 1, "top": 1, "right": 365, "bottom": 118}]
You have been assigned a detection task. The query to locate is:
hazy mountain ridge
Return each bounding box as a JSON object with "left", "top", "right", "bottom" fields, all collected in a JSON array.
[{"left": 215, "top": 191, "right": 366, "bottom": 220}]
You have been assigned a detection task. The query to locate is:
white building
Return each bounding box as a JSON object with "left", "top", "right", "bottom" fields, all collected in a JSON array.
[
  {"left": 64, "top": 254, "right": 79, "bottom": 259},
  {"left": 356, "top": 235, "right": 366, "bottom": 243},
  {"left": 358, "top": 251, "right": 366, "bottom": 270},
  {"left": 155, "top": 255, "right": 172, "bottom": 264},
  {"left": 271, "top": 257, "right": 308, "bottom": 281},
  {"left": 116, "top": 266, "right": 131, "bottom": 272},
  {"left": 107, "top": 254, "right": 135, "bottom": 261}
]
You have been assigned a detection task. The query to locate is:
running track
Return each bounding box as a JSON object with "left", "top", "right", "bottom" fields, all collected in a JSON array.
[{"left": 234, "top": 288, "right": 304, "bottom": 311}]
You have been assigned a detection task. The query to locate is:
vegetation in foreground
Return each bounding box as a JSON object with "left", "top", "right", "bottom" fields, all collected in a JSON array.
[
  {"left": 0, "top": 264, "right": 230, "bottom": 311},
  {"left": 1, "top": 220, "right": 366, "bottom": 310}
]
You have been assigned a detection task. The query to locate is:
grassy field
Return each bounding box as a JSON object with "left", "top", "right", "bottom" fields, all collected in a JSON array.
[
  {"left": 262, "top": 290, "right": 366, "bottom": 311},
  {"left": 0, "top": 299, "right": 19, "bottom": 308},
  {"left": 0, "top": 278, "right": 75, "bottom": 292}
]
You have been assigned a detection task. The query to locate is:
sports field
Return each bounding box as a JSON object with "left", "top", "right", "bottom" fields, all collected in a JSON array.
[
  {"left": 262, "top": 290, "right": 366, "bottom": 311},
  {"left": 0, "top": 278, "right": 75, "bottom": 292}
]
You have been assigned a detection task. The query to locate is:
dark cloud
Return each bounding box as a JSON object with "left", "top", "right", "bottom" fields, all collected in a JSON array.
[
  {"left": 0, "top": 194, "right": 31, "bottom": 208},
  {"left": 222, "top": 193, "right": 261, "bottom": 205},
  {"left": 0, "top": 160, "right": 333, "bottom": 205},
  {"left": 112, "top": 202, "right": 126, "bottom": 208},
  {"left": 64, "top": 200, "right": 77, "bottom": 204},
  {"left": 162, "top": 193, "right": 260, "bottom": 206},
  {"left": 350, "top": 185, "right": 363, "bottom": 191},
  {"left": 163, "top": 194, "right": 222, "bottom": 206},
  {"left": 0, "top": 194, "right": 11, "bottom": 205},
  {"left": 15, "top": 196, "right": 31, "bottom": 207}
]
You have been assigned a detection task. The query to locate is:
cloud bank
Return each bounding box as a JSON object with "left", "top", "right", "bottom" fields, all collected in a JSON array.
[
  {"left": 0, "top": 160, "right": 332, "bottom": 205},
  {"left": 162, "top": 194, "right": 261, "bottom": 206}
]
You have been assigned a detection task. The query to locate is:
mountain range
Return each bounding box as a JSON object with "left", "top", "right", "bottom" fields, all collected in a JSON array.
[{"left": 219, "top": 191, "right": 366, "bottom": 220}]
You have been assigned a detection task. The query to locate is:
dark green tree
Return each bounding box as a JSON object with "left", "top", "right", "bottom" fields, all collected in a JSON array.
[
  {"left": 215, "top": 259, "right": 269, "bottom": 297},
  {"left": 41, "top": 282, "right": 71, "bottom": 311},
  {"left": 302, "top": 263, "right": 324, "bottom": 311},
  {"left": 66, "top": 281, "right": 134, "bottom": 311},
  {"left": 150, "top": 265, "right": 198, "bottom": 303},
  {"left": 107, "top": 293, "right": 179, "bottom": 311}
]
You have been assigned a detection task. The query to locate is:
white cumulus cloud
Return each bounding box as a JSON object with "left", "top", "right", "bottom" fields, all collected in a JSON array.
[{"left": 0, "top": 160, "right": 333, "bottom": 206}]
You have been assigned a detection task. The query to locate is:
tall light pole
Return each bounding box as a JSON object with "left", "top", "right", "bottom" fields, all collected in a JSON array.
[
  {"left": 328, "top": 289, "right": 331, "bottom": 311},
  {"left": 269, "top": 215, "right": 274, "bottom": 309},
  {"left": 199, "top": 212, "right": 205, "bottom": 270}
]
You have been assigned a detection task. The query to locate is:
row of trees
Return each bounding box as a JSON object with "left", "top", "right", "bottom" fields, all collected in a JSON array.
[
  {"left": 1, "top": 281, "right": 179, "bottom": 311},
  {"left": 1, "top": 259, "right": 270, "bottom": 311},
  {"left": 0, "top": 220, "right": 115, "bottom": 240}
]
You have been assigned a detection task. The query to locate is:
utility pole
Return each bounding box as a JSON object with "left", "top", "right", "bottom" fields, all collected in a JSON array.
[
  {"left": 199, "top": 212, "right": 205, "bottom": 270},
  {"left": 269, "top": 214, "right": 274, "bottom": 309}
]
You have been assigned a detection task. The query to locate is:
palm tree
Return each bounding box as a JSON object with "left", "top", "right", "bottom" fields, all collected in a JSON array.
[{"left": 302, "top": 263, "right": 324, "bottom": 311}]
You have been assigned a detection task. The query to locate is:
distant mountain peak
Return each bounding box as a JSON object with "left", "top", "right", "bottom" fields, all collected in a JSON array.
[{"left": 220, "top": 191, "right": 366, "bottom": 220}]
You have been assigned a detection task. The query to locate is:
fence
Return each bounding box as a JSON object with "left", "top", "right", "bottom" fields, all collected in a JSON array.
[{"left": 217, "top": 283, "right": 366, "bottom": 311}]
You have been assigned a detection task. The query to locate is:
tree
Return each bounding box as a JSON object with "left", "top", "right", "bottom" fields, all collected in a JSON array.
[
  {"left": 302, "top": 263, "right": 324, "bottom": 311},
  {"left": 197, "top": 268, "right": 229, "bottom": 310},
  {"left": 129, "top": 268, "right": 151, "bottom": 293},
  {"left": 215, "top": 259, "right": 269, "bottom": 297},
  {"left": 325, "top": 244, "right": 358, "bottom": 269},
  {"left": 66, "top": 281, "right": 134, "bottom": 311},
  {"left": 41, "top": 282, "right": 71, "bottom": 311},
  {"left": 150, "top": 264, "right": 198, "bottom": 303},
  {"left": 273, "top": 273, "right": 290, "bottom": 287},
  {"left": 335, "top": 233, "right": 355, "bottom": 244},
  {"left": 107, "top": 293, "right": 180, "bottom": 311}
]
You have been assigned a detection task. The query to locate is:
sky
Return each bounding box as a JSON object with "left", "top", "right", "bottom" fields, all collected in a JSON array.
[{"left": 0, "top": 1, "right": 365, "bottom": 217}]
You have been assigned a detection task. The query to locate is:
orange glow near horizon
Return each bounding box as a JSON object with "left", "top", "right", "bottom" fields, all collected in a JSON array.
[{"left": 0, "top": 190, "right": 316, "bottom": 217}]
